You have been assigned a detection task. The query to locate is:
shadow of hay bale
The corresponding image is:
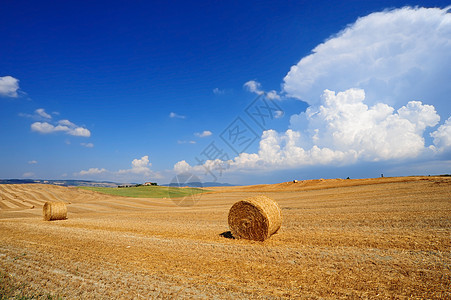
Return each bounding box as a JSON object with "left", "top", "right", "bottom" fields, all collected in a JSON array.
[{"left": 219, "top": 231, "right": 235, "bottom": 239}]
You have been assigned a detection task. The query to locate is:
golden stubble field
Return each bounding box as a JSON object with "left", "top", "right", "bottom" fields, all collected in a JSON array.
[{"left": 0, "top": 176, "right": 450, "bottom": 299}]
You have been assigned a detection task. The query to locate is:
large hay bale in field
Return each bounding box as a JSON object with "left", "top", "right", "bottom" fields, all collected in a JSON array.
[
  {"left": 43, "top": 202, "right": 67, "bottom": 221},
  {"left": 228, "top": 195, "right": 282, "bottom": 241}
]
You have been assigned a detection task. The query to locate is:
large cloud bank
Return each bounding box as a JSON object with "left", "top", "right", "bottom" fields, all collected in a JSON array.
[
  {"left": 175, "top": 7, "right": 451, "bottom": 177},
  {"left": 231, "top": 88, "right": 447, "bottom": 170},
  {"left": 283, "top": 6, "right": 451, "bottom": 114}
]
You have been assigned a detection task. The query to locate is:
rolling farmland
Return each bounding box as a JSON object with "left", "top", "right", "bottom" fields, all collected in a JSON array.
[{"left": 0, "top": 176, "right": 450, "bottom": 298}]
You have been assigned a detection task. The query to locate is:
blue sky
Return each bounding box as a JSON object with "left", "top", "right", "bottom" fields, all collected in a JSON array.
[{"left": 1, "top": 1, "right": 450, "bottom": 185}]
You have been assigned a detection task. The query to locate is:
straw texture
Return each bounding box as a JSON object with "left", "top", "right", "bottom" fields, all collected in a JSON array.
[
  {"left": 228, "top": 195, "right": 282, "bottom": 241},
  {"left": 43, "top": 201, "right": 67, "bottom": 221}
]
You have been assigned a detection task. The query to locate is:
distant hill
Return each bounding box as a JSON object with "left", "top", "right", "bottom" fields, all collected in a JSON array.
[
  {"left": 163, "top": 181, "right": 237, "bottom": 188},
  {"left": 0, "top": 179, "right": 123, "bottom": 188},
  {"left": 0, "top": 179, "right": 236, "bottom": 188},
  {"left": 0, "top": 179, "right": 37, "bottom": 184}
]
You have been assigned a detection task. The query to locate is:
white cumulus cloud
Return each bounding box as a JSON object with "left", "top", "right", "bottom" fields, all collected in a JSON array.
[
  {"left": 31, "top": 121, "right": 91, "bottom": 137},
  {"left": 31, "top": 122, "right": 59, "bottom": 134},
  {"left": 70, "top": 127, "right": 91, "bottom": 137},
  {"left": 258, "top": 6, "right": 451, "bottom": 171},
  {"left": 431, "top": 117, "right": 451, "bottom": 151},
  {"left": 78, "top": 168, "right": 107, "bottom": 176},
  {"left": 174, "top": 160, "right": 192, "bottom": 174},
  {"left": 0, "top": 76, "right": 20, "bottom": 98},
  {"left": 290, "top": 89, "right": 441, "bottom": 161},
  {"left": 194, "top": 130, "right": 212, "bottom": 138},
  {"left": 118, "top": 155, "right": 152, "bottom": 176},
  {"left": 176, "top": 88, "right": 446, "bottom": 174},
  {"left": 283, "top": 6, "right": 451, "bottom": 115}
]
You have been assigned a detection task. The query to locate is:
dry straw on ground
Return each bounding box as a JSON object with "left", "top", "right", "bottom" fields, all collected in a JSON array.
[
  {"left": 43, "top": 202, "right": 67, "bottom": 221},
  {"left": 228, "top": 195, "right": 282, "bottom": 241}
]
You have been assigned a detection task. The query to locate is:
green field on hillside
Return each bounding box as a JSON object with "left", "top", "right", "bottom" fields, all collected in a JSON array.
[{"left": 78, "top": 185, "right": 208, "bottom": 198}]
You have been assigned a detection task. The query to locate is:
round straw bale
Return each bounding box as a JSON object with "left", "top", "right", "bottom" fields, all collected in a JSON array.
[
  {"left": 228, "top": 195, "right": 282, "bottom": 241},
  {"left": 43, "top": 201, "right": 67, "bottom": 221}
]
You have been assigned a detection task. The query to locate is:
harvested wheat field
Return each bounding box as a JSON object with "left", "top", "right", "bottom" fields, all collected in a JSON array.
[{"left": 0, "top": 176, "right": 450, "bottom": 299}]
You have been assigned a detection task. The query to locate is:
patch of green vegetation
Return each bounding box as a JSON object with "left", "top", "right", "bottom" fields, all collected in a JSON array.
[
  {"left": 78, "top": 185, "right": 209, "bottom": 198},
  {"left": 0, "top": 271, "right": 63, "bottom": 299}
]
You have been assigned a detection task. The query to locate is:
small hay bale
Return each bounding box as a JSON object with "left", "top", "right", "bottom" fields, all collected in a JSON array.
[
  {"left": 43, "top": 202, "right": 67, "bottom": 221},
  {"left": 228, "top": 195, "right": 282, "bottom": 241}
]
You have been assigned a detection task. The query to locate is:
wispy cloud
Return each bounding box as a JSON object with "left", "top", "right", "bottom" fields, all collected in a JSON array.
[
  {"left": 244, "top": 80, "right": 280, "bottom": 99},
  {"left": 244, "top": 80, "right": 263, "bottom": 95},
  {"left": 35, "top": 108, "right": 52, "bottom": 119},
  {"left": 0, "top": 76, "right": 20, "bottom": 98},
  {"left": 169, "top": 112, "right": 186, "bottom": 119},
  {"left": 78, "top": 168, "right": 107, "bottom": 176},
  {"left": 28, "top": 160, "right": 38, "bottom": 164},
  {"left": 178, "top": 140, "right": 196, "bottom": 144},
  {"left": 194, "top": 130, "right": 212, "bottom": 138},
  {"left": 274, "top": 110, "right": 284, "bottom": 119},
  {"left": 81, "top": 142, "right": 94, "bottom": 148},
  {"left": 22, "top": 172, "right": 34, "bottom": 178},
  {"left": 213, "top": 88, "right": 225, "bottom": 95},
  {"left": 19, "top": 108, "right": 53, "bottom": 120}
]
